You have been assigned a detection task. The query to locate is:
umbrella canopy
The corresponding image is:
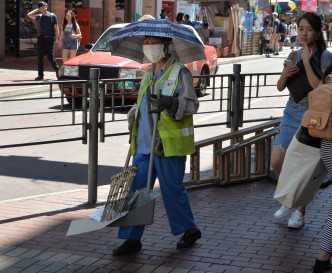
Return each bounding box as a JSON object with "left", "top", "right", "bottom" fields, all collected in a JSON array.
[{"left": 107, "top": 19, "right": 206, "bottom": 64}]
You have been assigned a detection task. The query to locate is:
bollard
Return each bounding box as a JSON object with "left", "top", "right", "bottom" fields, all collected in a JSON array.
[
  {"left": 230, "top": 64, "right": 242, "bottom": 175},
  {"left": 88, "top": 68, "right": 100, "bottom": 204},
  {"left": 231, "top": 64, "right": 242, "bottom": 132}
]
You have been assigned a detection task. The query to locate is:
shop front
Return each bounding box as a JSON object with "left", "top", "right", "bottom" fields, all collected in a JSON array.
[
  {"left": 195, "top": 0, "right": 261, "bottom": 57},
  {"left": 3, "top": 0, "right": 127, "bottom": 60}
]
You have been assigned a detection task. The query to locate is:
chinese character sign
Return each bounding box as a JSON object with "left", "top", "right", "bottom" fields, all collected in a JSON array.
[{"left": 301, "top": 0, "right": 317, "bottom": 12}]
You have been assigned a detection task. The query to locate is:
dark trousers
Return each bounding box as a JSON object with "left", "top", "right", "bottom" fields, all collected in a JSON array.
[{"left": 37, "top": 36, "right": 59, "bottom": 77}]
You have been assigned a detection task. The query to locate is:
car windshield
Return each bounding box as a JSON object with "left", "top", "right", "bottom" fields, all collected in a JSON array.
[{"left": 92, "top": 27, "right": 121, "bottom": 52}]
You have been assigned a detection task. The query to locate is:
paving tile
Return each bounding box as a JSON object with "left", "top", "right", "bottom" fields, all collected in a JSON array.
[
  {"left": 5, "top": 247, "right": 30, "bottom": 257},
  {"left": 0, "top": 179, "right": 330, "bottom": 272},
  {"left": 19, "top": 250, "right": 43, "bottom": 258},
  {"left": 1, "top": 267, "right": 23, "bottom": 273},
  {"left": 0, "top": 246, "right": 17, "bottom": 255},
  {"left": 47, "top": 253, "right": 72, "bottom": 262},
  {"left": 136, "top": 264, "right": 159, "bottom": 273},
  {"left": 0, "top": 256, "right": 23, "bottom": 271},
  {"left": 170, "top": 268, "right": 190, "bottom": 273},
  {"left": 75, "top": 256, "right": 100, "bottom": 266},
  {"left": 35, "top": 251, "right": 57, "bottom": 261},
  {"left": 121, "top": 262, "right": 143, "bottom": 272},
  {"left": 42, "top": 262, "right": 67, "bottom": 272},
  {"left": 11, "top": 258, "right": 38, "bottom": 268},
  {"left": 20, "top": 264, "right": 48, "bottom": 273},
  {"left": 152, "top": 266, "right": 175, "bottom": 273},
  {"left": 61, "top": 255, "right": 84, "bottom": 264}
]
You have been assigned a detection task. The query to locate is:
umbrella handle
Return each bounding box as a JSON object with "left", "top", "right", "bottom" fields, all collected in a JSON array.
[{"left": 147, "top": 89, "right": 161, "bottom": 193}]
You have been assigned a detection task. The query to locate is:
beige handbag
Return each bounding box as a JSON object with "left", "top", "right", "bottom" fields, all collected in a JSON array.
[
  {"left": 274, "top": 134, "right": 327, "bottom": 208},
  {"left": 301, "top": 83, "right": 332, "bottom": 139}
]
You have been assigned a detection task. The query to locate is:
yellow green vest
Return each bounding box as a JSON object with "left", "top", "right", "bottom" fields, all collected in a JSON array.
[{"left": 131, "top": 61, "right": 195, "bottom": 157}]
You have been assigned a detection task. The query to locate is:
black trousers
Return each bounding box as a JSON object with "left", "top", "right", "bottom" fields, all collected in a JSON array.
[{"left": 37, "top": 36, "right": 59, "bottom": 77}]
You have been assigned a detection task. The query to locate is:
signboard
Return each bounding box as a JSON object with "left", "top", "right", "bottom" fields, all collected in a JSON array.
[
  {"left": 258, "top": 0, "right": 269, "bottom": 11},
  {"left": 319, "top": 0, "right": 330, "bottom": 5},
  {"left": 142, "top": 0, "right": 156, "bottom": 17},
  {"left": 214, "top": 16, "right": 229, "bottom": 32},
  {"left": 162, "top": 1, "right": 175, "bottom": 22},
  {"left": 177, "top": 0, "right": 195, "bottom": 22},
  {"left": 77, "top": 8, "right": 90, "bottom": 46},
  {"left": 301, "top": 0, "right": 318, "bottom": 11},
  {"left": 136, "top": 0, "right": 143, "bottom": 21}
]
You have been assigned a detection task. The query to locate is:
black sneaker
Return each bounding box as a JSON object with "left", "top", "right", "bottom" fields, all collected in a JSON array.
[
  {"left": 320, "top": 179, "right": 332, "bottom": 189},
  {"left": 273, "top": 52, "right": 279, "bottom": 55},
  {"left": 112, "top": 239, "right": 142, "bottom": 256},
  {"left": 176, "top": 227, "right": 201, "bottom": 249},
  {"left": 312, "top": 259, "right": 331, "bottom": 273},
  {"left": 35, "top": 76, "right": 44, "bottom": 81}
]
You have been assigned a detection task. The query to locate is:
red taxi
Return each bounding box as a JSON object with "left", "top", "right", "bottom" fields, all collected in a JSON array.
[{"left": 59, "top": 23, "right": 218, "bottom": 105}]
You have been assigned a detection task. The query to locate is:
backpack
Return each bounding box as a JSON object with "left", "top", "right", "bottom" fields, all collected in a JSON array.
[
  {"left": 301, "top": 84, "right": 332, "bottom": 139},
  {"left": 279, "top": 23, "right": 285, "bottom": 34}
]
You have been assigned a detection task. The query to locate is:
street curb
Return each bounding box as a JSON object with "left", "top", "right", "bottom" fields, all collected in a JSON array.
[
  {"left": 217, "top": 54, "right": 265, "bottom": 65},
  {"left": 0, "top": 54, "right": 266, "bottom": 99},
  {"left": 0, "top": 85, "right": 60, "bottom": 99}
]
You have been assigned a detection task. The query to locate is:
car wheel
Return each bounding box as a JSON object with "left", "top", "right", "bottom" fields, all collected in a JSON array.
[
  {"left": 195, "top": 68, "right": 209, "bottom": 97},
  {"left": 66, "top": 96, "right": 83, "bottom": 108}
]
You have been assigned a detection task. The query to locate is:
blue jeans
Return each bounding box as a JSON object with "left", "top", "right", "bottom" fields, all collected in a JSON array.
[
  {"left": 117, "top": 153, "right": 196, "bottom": 241},
  {"left": 274, "top": 99, "right": 308, "bottom": 147}
]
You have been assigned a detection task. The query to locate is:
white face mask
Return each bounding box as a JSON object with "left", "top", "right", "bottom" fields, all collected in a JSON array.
[{"left": 143, "top": 44, "right": 166, "bottom": 63}]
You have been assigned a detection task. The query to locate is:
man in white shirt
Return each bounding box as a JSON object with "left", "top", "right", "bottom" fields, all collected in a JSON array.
[{"left": 288, "top": 18, "right": 298, "bottom": 49}]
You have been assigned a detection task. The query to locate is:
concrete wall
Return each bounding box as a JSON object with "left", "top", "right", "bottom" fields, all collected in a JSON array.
[{"left": 0, "top": 0, "right": 5, "bottom": 61}]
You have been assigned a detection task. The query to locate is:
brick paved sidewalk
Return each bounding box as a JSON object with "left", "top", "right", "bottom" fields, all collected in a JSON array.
[{"left": 0, "top": 179, "right": 331, "bottom": 273}]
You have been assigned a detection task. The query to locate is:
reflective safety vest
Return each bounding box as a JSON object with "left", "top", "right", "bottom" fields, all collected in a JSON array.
[{"left": 131, "top": 61, "right": 195, "bottom": 157}]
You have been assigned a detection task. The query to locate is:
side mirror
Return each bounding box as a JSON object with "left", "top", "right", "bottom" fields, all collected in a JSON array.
[{"left": 85, "top": 43, "right": 94, "bottom": 50}]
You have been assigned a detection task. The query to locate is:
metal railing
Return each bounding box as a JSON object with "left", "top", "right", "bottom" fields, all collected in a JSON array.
[
  {"left": 0, "top": 79, "right": 89, "bottom": 148},
  {"left": 0, "top": 64, "right": 285, "bottom": 203}
]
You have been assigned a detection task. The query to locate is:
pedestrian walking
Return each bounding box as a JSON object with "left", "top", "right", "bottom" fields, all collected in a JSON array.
[
  {"left": 263, "top": 20, "right": 272, "bottom": 54},
  {"left": 288, "top": 18, "right": 298, "bottom": 49},
  {"left": 271, "top": 12, "right": 280, "bottom": 55},
  {"left": 328, "top": 19, "right": 332, "bottom": 46},
  {"left": 279, "top": 18, "right": 287, "bottom": 51},
  {"left": 27, "top": 1, "right": 60, "bottom": 80},
  {"left": 107, "top": 19, "right": 203, "bottom": 256},
  {"left": 157, "top": 8, "right": 168, "bottom": 20},
  {"left": 183, "top": 14, "right": 194, "bottom": 27},
  {"left": 312, "top": 66, "right": 332, "bottom": 273},
  {"left": 272, "top": 12, "right": 332, "bottom": 229},
  {"left": 200, "top": 22, "right": 213, "bottom": 45},
  {"left": 176, "top": 12, "right": 184, "bottom": 24},
  {"left": 60, "top": 10, "right": 81, "bottom": 63}
]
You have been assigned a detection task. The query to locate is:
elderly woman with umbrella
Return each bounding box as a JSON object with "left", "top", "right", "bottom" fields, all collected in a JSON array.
[{"left": 108, "top": 19, "right": 204, "bottom": 255}]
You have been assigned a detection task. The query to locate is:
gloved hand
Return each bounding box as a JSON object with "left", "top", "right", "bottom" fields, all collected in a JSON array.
[{"left": 149, "top": 94, "right": 178, "bottom": 117}]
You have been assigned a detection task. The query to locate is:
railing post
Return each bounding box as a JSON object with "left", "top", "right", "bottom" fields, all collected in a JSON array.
[
  {"left": 88, "top": 68, "right": 99, "bottom": 204},
  {"left": 230, "top": 64, "right": 242, "bottom": 175},
  {"left": 231, "top": 64, "right": 242, "bottom": 132}
]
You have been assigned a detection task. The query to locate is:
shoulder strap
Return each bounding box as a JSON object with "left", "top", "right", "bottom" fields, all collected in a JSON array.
[
  {"left": 38, "top": 13, "right": 54, "bottom": 24},
  {"left": 291, "top": 50, "right": 297, "bottom": 62}
]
